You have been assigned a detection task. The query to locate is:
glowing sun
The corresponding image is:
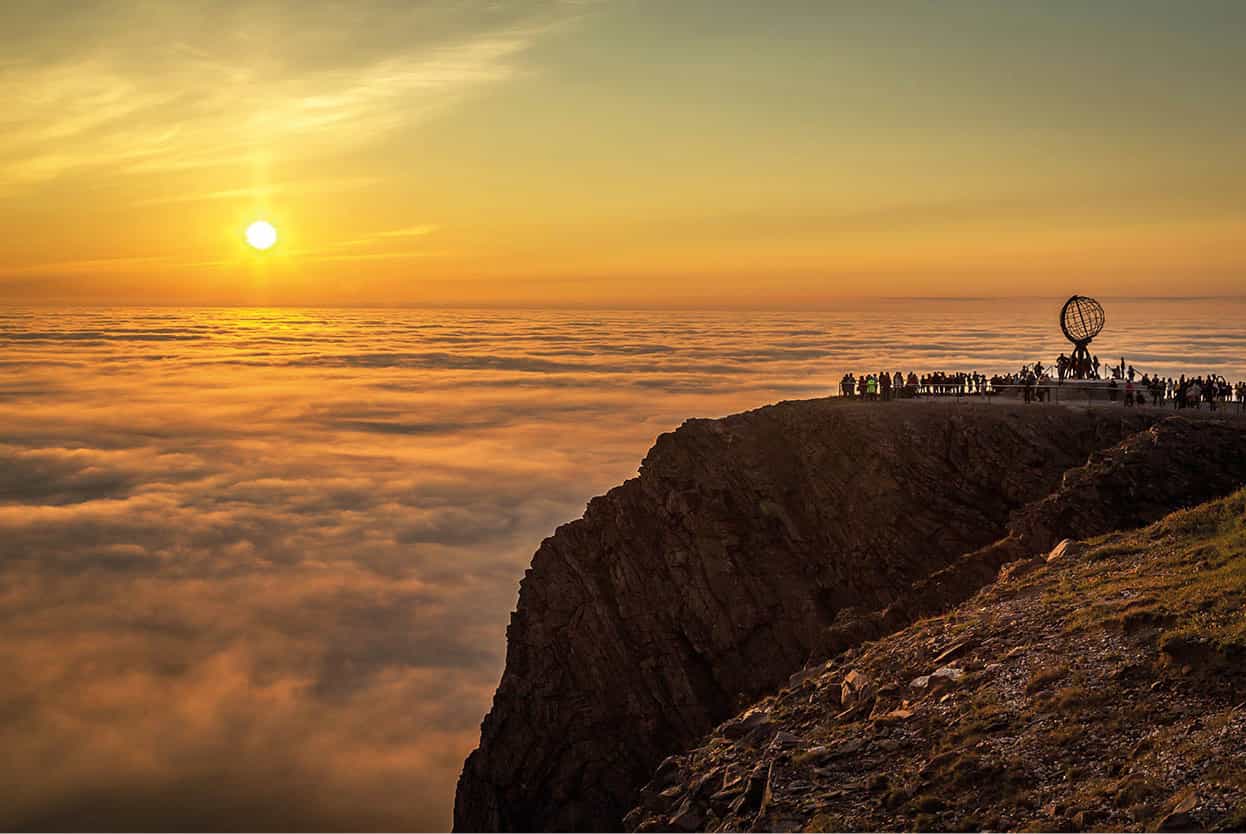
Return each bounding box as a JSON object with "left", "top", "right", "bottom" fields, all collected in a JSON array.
[{"left": 245, "top": 220, "right": 278, "bottom": 251}]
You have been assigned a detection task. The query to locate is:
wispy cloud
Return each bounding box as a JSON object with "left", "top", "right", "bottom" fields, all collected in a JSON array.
[
  {"left": 308, "top": 223, "right": 445, "bottom": 257},
  {"left": 376, "top": 225, "right": 441, "bottom": 238},
  {"left": 132, "top": 176, "right": 380, "bottom": 206},
  {"left": 0, "top": 2, "right": 581, "bottom": 190}
]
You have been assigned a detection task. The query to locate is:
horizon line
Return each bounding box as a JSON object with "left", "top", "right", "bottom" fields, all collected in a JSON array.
[{"left": 2, "top": 294, "right": 1246, "bottom": 312}]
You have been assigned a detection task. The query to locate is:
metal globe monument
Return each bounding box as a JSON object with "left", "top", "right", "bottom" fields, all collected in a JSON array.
[{"left": 1059, "top": 295, "right": 1105, "bottom": 379}]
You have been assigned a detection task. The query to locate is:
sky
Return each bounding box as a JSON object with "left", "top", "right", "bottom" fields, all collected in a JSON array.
[{"left": 1, "top": 0, "right": 1244, "bottom": 306}]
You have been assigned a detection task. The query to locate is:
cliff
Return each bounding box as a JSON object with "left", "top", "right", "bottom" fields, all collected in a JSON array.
[{"left": 454, "top": 400, "right": 1246, "bottom": 832}]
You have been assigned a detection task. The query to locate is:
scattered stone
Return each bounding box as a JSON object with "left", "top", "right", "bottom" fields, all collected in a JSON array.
[
  {"left": 743, "top": 721, "right": 779, "bottom": 747},
  {"left": 871, "top": 707, "right": 915, "bottom": 724},
  {"left": 622, "top": 808, "right": 645, "bottom": 830},
  {"left": 668, "top": 797, "right": 703, "bottom": 832},
  {"left": 719, "top": 771, "right": 747, "bottom": 795},
  {"left": 841, "top": 671, "right": 874, "bottom": 707},
  {"left": 769, "top": 731, "right": 803, "bottom": 749},
  {"left": 1153, "top": 810, "right": 1199, "bottom": 832},
  {"left": 1047, "top": 538, "right": 1087, "bottom": 562},
  {"left": 728, "top": 766, "right": 769, "bottom": 817},
  {"left": 910, "top": 664, "right": 966, "bottom": 695},
  {"left": 1072, "top": 809, "right": 1101, "bottom": 828},
  {"left": 653, "top": 755, "right": 683, "bottom": 787},
  {"left": 723, "top": 711, "right": 773, "bottom": 740},
  {"left": 999, "top": 557, "right": 1042, "bottom": 582},
  {"left": 1115, "top": 773, "right": 1159, "bottom": 808},
  {"left": 1166, "top": 788, "right": 1198, "bottom": 816},
  {"left": 827, "top": 737, "right": 867, "bottom": 758},
  {"left": 757, "top": 762, "right": 779, "bottom": 816},
  {"left": 690, "top": 772, "right": 720, "bottom": 799},
  {"left": 932, "top": 639, "right": 975, "bottom": 665},
  {"left": 635, "top": 815, "right": 666, "bottom": 833},
  {"left": 787, "top": 667, "right": 819, "bottom": 689}
]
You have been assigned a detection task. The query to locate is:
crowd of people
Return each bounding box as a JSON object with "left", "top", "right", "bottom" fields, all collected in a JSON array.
[
  {"left": 837, "top": 359, "right": 1246, "bottom": 411},
  {"left": 838, "top": 371, "right": 989, "bottom": 399}
]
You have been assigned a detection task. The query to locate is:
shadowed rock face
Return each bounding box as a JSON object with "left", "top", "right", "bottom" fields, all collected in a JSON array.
[
  {"left": 813, "top": 415, "right": 1246, "bottom": 662},
  {"left": 453, "top": 401, "right": 1202, "bottom": 832}
]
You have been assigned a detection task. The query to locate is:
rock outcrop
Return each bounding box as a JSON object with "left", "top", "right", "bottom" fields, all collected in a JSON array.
[{"left": 454, "top": 400, "right": 1246, "bottom": 832}]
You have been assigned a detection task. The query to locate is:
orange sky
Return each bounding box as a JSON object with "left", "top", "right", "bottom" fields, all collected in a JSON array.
[{"left": 2, "top": 1, "right": 1245, "bottom": 306}]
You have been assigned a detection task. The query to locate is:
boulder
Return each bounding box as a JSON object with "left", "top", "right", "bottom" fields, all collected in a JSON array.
[
  {"left": 911, "top": 665, "right": 965, "bottom": 694},
  {"left": 841, "top": 671, "right": 874, "bottom": 707},
  {"left": 1047, "top": 538, "right": 1086, "bottom": 562},
  {"left": 668, "top": 798, "right": 703, "bottom": 832},
  {"left": 722, "top": 711, "right": 773, "bottom": 740},
  {"left": 998, "top": 557, "right": 1041, "bottom": 582},
  {"left": 1154, "top": 811, "right": 1199, "bottom": 832}
]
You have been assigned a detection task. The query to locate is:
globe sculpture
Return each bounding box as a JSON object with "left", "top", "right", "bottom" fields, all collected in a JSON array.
[{"left": 1059, "top": 295, "right": 1105, "bottom": 379}]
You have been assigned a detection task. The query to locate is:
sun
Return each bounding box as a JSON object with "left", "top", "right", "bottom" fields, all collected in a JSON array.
[{"left": 245, "top": 220, "right": 278, "bottom": 251}]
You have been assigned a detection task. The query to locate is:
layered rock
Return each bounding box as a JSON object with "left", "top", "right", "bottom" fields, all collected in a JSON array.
[{"left": 454, "top": 400, "right": 1198, "bottom": 831}]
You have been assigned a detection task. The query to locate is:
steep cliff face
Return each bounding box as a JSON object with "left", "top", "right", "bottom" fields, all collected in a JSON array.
[
  {"left": 813, "top": 415, "right": 1246, "bottom": 659},
  {"left": 454, "top": 400, "right": 1184, "bottom": 832}
]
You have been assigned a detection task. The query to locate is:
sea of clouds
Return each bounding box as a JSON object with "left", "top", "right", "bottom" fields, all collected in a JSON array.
[{"left": 1, "top": 300, "right": 1242, "bottom": 830}]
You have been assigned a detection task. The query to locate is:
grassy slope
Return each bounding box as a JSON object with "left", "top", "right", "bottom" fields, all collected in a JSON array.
[{"left": 638, "top": 489, "right": 1246, "bottom": 833}]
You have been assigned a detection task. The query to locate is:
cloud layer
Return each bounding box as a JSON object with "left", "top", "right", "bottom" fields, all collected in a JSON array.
[{"left": 0, "top": 300, "right": 1243, "bottom": 830}]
